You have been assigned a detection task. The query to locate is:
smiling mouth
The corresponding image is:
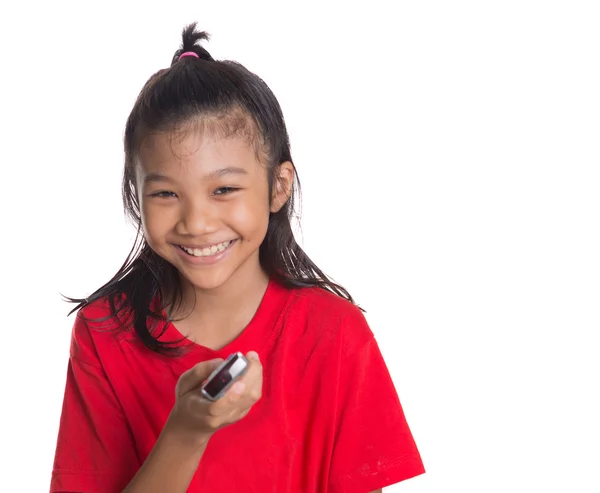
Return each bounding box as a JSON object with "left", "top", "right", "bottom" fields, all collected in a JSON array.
[{"left": 178, "top": 239, "right": 236, "bottom": 257}]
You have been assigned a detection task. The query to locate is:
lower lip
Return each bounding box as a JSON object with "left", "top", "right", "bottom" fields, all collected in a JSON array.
[{"left": 174, "top": 240, "right": 237, "bottom": 266}]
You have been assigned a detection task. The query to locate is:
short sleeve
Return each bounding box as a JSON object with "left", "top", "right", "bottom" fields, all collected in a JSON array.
[
  {"left": 328, "top": 310, "right": 425, "bottom": 493},
  {"left": 50, "top": 313, "right": 140, "bottom": 493}
]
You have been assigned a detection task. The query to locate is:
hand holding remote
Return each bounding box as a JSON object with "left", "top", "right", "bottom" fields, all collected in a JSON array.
[{"left": 166, "top": 351, "right": 263, "bottom": 445}]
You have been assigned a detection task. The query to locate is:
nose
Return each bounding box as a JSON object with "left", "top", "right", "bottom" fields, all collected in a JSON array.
[{"left": 175, "top": 197, "right": 219, "bottom": 236}]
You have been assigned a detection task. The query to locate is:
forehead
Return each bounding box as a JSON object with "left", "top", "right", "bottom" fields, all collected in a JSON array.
[
  {"left": 137, "top": 134, "right": 261, "bottom": 181},
  {"left": 136, "top": 112, "right": 266, "bottom": 176}
]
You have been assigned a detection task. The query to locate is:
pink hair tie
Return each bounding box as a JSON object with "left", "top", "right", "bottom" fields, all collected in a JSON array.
[{"left": 179, "top": 51, "right": 199, "bottom": 60}]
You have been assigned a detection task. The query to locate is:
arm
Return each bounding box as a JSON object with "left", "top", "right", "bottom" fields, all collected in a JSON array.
[
  {"left": 124, "top": 352, "right": 262, "bottom": 493},
  {"left": 122, "top": 416, "right": 209, "bottom": 493},
  {"left": 52, "top": 370, "right": 210, "bottom": 493},
  {"left": 57, "top": 426, "right": 210, "bottom": 493},
  {"left": 51, "top": 312, "right": 262, "bottom": 493}
]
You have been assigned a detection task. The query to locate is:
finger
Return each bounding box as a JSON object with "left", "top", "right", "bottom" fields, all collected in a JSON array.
[
  {"left": 225, "top": 358, "right": 263, "bottom": 410},
  {"left": 244, "top": 353, "right": 263, "bottom": 399},
  {"left": 208, "top": 354, "right": 260, "bottom": 413},
  {"left": 177, "top": 358, "right": 224, "bottom": 395},
  {"left": 235, "top": 384, "right": 259, "bottom": 419},
  {"left": 208, "top": 382, "right": 258, "bottom": 425},
  {"left": 229, "top": 354, "right": 262, "bottom": 396},
  {"left": 239, "top": 373, "right": 263, "bottom": 408},
  {"left": 240, "top": 354, "right": 263, "bottom": 401},
  {"left": 243, "top": 351, "right": 263, "bottom": 383},
  {"left": 248, "top": 379, "right": 263, "bottom": 402}
]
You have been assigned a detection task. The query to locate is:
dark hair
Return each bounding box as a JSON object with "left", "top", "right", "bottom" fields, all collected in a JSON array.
[{"left": 66, "top": 23, "right": 357, "bottom": 354}]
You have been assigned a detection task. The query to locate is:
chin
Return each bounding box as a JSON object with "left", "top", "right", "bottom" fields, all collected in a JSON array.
[{"left": 182, "top": 269, "right": 234, "bottom": 292}]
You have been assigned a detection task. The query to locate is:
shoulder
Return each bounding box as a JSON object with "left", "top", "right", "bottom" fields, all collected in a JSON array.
[
  {"left": 284, "top": 285, "right": 374, "bottom": 355},
  {"left": 290, "top": 284, "right": 360, "bottom": 314},
  {"left": 69, "top": 295, "right": 131, "bottom": 363},
  {"left": 78, "top": 295, "right": 118, "bottom": 321}
]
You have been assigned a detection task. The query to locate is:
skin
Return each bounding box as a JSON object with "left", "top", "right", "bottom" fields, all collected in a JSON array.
[
  {"left": 135, "top": 126, "right": 293, "bottom": 348},
  {"left": 123, "top": 353, "right": 264, "bottom": 493},
  {"left": 122, "top": 125, "right": 383, "bottom": 492}
]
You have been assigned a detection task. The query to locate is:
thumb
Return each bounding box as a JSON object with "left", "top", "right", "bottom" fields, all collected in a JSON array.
[{"left": 177, "top": 358, "right": 223, "bottom": 395}]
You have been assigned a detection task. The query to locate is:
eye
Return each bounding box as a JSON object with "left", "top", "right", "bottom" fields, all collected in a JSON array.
[
  {"left": 213, "top": 187, "right": 239, "bottom": 196},
  {"left": 150, "top": 191, "right": 177, "bottom": 198}
]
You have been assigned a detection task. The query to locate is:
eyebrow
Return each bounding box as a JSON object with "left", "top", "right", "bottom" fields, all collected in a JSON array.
[{"left": 143, "top": 166, "right": 248, "bottom": 184}]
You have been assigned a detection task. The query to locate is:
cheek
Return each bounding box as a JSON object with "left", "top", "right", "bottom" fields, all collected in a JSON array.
[
  {"left": 229, "top": 195, "right": 270, "bottom": 234},
  {"left": 140, "top": 202, "right": 175, "bottom": 238}
]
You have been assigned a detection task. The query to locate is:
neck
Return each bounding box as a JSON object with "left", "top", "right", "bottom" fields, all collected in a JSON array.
[{"left": 170, "top": 259, "right": 270, "bottom": 346}]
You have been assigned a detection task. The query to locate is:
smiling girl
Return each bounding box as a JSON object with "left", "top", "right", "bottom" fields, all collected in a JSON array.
[{"left": 50, "top": 23, "right": 425, "bottom": 493}]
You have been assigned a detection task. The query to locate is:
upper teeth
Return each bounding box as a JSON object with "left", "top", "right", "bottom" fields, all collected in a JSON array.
[{"left": 181, "top": 240, "right": 232, "bottom": 257}]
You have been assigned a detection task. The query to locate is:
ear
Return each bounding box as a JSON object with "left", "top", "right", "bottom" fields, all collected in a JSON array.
[{"left": 270, "top": 161, "right": 295, "bottom": 213}]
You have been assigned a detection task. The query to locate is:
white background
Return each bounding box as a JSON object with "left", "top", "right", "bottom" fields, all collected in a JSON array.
[{"left": 1, "top": 1, "right": 599, "bottom": 492}]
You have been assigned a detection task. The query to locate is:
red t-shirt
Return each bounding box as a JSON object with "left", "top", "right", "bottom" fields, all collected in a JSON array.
[{"left": 51, "top": 278, "right": 425, "bottom": 492}]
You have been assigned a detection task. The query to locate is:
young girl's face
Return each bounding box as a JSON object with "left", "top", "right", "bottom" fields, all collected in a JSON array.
[{"left": 135, "top": 127, "right": 286, "bottom": 292}]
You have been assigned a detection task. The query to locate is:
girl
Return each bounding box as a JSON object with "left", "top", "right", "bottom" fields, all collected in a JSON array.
[{"left": 50, "top": 23, "right": 425, "bottom": 493}]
